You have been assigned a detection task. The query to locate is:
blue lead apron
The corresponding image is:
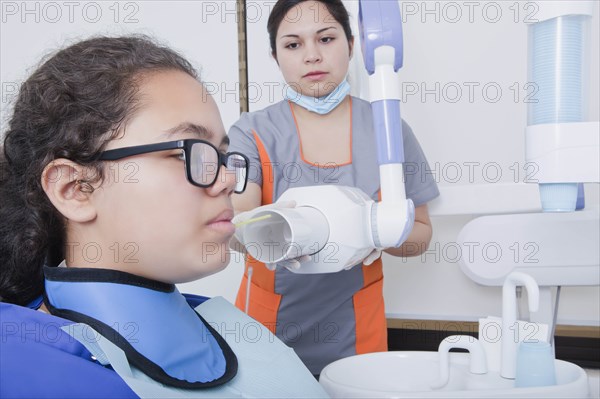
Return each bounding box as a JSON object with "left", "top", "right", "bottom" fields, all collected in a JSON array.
[{"left": 44, "top": 266, "right": 328, "bottom": 398}]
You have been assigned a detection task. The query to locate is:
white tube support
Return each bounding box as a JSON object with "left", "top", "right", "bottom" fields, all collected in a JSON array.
[
  {"left": 501, "top": 272, "right": 540, "bottom": 379},
  {"left": 431, "top": 335, "right": 488, "bottom": 389},
  {"left": 379, "top": 164, "right": 407, "bottom": 202},
  {"left": 369, "top": 57, "right": 416, "bottom": 248},
  {"left": 368, "top": 46, "right": 401, "bottom": 102},
  {"left": 374, "top": 166, "right": 414, "bottom": 249}
]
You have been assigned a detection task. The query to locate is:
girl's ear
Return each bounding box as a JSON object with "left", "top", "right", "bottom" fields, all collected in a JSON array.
[
  {"left": 349, "top": 36, "right": 355, "bottom": 59},
  {"left": 41, "top": 159, "right": 98, "bottom": 223},
  {"left": 272, "top": 51, "right": 279, "bottom": 66}
]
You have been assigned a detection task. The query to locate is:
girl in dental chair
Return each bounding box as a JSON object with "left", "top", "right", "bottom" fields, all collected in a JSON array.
[
  {"left": 0, "top": 35, "right": 325, "bottom": 398},
  {"left": 229, "top": 0, "right": 440, "bottom": 377}
]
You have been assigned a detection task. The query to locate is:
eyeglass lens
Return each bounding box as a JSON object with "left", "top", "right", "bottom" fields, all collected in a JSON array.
[{"left": 190, "top": 142, "right": 247, "bottom": 192}]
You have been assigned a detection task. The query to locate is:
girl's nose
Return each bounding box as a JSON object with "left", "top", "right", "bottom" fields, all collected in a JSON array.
[{"left": 206, "top": 164, "right": 236, "bottom": 197}]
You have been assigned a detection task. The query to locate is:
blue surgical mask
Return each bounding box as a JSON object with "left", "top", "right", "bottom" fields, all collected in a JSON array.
[{"left": 285, "top": 79, "right": 351, "bottom": 115}]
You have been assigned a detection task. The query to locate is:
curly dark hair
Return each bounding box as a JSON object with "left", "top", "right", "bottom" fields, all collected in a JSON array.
[{"left": 0, "top": 36, "right": 198, "bottom": 306}]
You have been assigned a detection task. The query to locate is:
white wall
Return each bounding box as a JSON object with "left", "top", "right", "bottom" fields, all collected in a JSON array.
[
  {"left": 0, "top": 1, "right": 240, "bottom": 131},
  {"left": 243, "top": 0, "right": 600, "bottom": 325}
]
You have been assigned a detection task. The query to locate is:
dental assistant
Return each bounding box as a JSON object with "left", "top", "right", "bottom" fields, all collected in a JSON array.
[{"left": 229, "top": 0, "right": 440, "bottom": 375}]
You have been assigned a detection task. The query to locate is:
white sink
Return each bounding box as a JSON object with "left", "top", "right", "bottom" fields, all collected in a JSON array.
[{"left": 319, "top": 351, "right": 590, "bottom": 398}]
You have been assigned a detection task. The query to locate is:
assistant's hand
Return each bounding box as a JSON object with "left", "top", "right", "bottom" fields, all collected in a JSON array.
[
  {"left": 265, "top": 254, "right": 311, "bottom": 272},
  {"left": 363, "top": 249, "right": 382, "bottom": 266}
]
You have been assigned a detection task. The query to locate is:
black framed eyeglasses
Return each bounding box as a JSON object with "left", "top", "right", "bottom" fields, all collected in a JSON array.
[{"left": 99, "top": 139, "right": 249, "bottom": 194}]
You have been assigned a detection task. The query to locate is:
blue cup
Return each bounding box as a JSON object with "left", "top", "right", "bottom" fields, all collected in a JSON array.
[{"left": 515, "top": 341, "right": 557, "bottom": 387}]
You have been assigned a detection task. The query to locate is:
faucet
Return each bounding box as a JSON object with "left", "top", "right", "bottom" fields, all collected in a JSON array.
[
  {"left": 501, "top": 272, "right": 540, "bottom": 379},
  {"left": 431, "top": 335, "right": 487, "bottom": 389}
]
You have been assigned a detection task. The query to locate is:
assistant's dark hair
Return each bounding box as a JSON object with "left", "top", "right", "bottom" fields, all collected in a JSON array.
[
  {"left": 0, "top": 36, "right": 198, "bottom": 306},
  {"left": 267, "top": 0, "right": 353, "bottom": 58}
]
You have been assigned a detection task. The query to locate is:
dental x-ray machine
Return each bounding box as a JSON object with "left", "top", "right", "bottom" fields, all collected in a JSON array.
[{"left": 235, "top": 0, "right": 414, "bottom": 273}]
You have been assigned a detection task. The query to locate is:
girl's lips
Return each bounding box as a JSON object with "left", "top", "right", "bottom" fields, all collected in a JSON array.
[
  {"left": 207, "top": 209, "right": 235, "bottom": 235},
  {"left": 208, "top": 209, "right": 234, "bottom": 224},
  {"left": 207, "top": 220, "right": 236, "bottom": 236}
]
